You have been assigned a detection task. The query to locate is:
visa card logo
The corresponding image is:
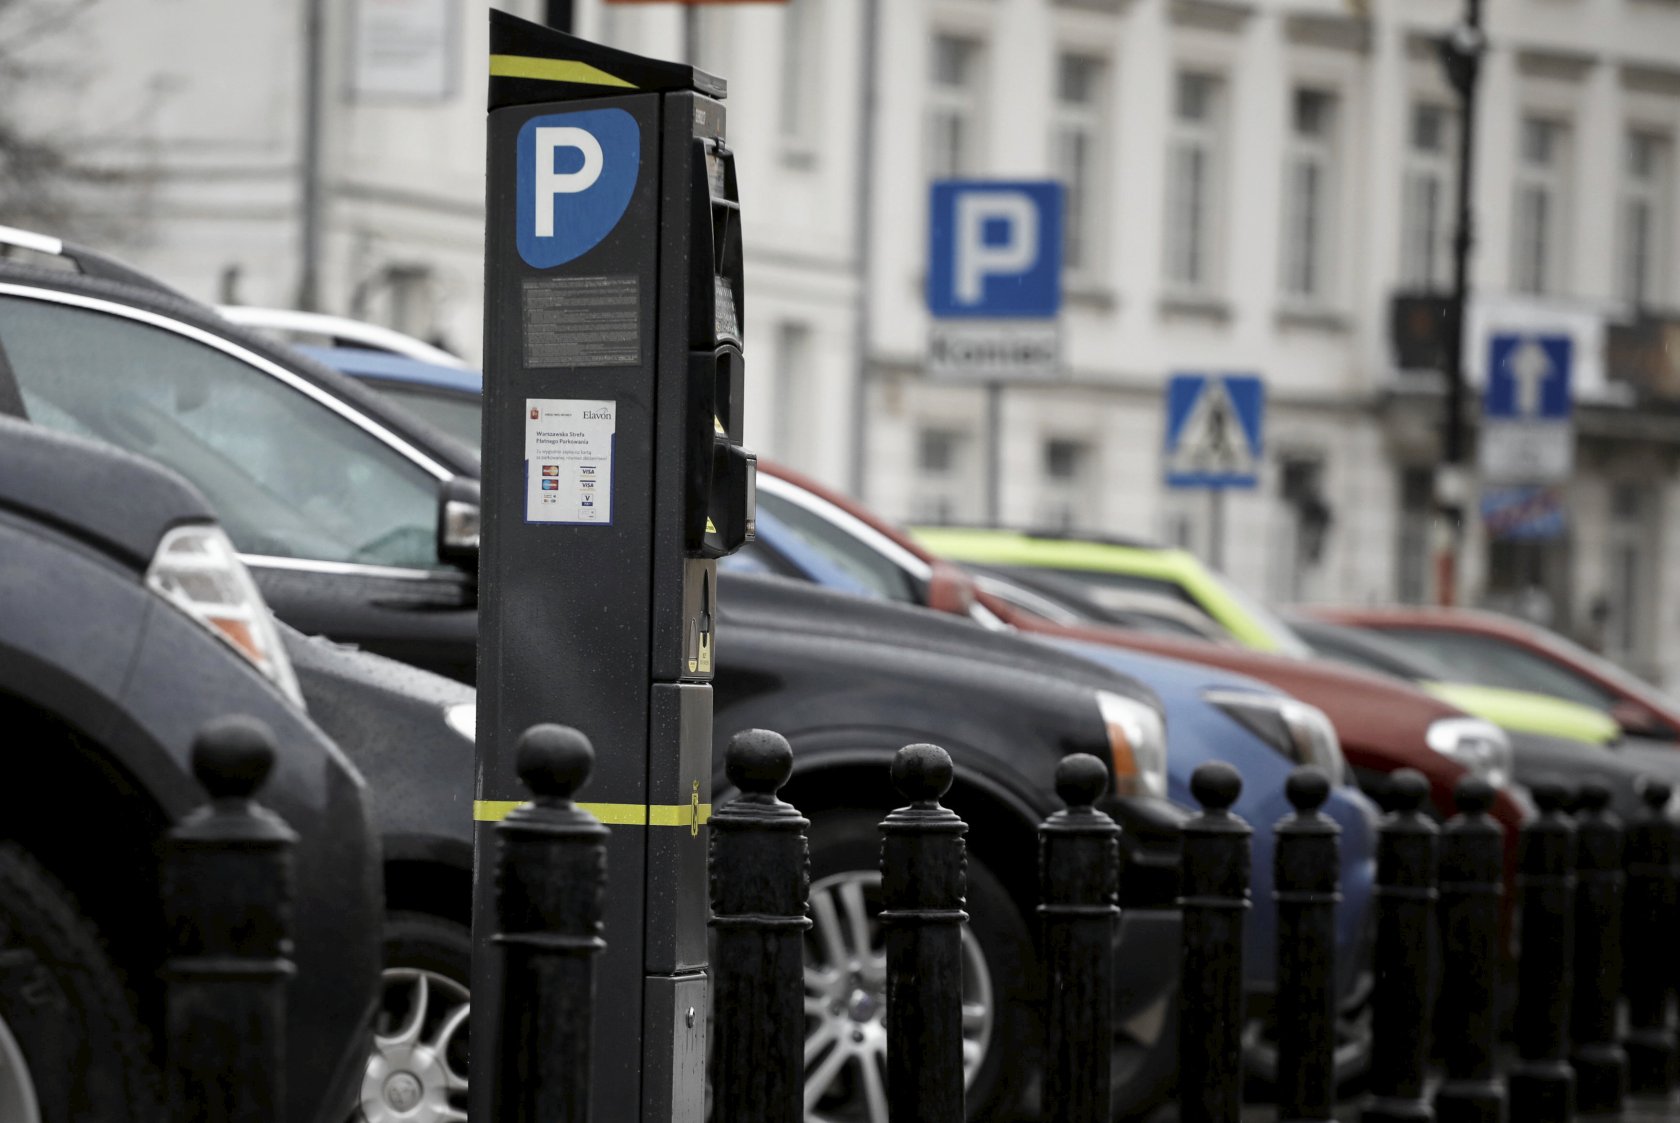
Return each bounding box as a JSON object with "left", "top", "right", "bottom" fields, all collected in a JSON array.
[{"left": 517, "top": 108, "right": 640, "bottom": 269}]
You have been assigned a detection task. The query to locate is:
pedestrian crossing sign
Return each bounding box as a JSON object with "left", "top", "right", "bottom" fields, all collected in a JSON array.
[{"left": 1163, "top": 374, "right": 1265, "bottom": 489}]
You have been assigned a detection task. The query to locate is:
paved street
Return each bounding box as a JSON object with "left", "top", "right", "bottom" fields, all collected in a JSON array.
[{"left": 1139, "top": 1092, "right": 1680, "bottom": 1121}]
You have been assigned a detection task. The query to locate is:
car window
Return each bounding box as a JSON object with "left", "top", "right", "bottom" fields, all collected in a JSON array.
[
  {"left": 365, "top": 382, "right": 483, "bottom": 449},
  {"left": 0, "top": 295, "right": 441, "bottom": 569},
  {"left": 754, "top": 488, "right": 919, "bottom": 603},
  {"left": 1379, "top": 627, "right": 1617, "bottom": 709}
]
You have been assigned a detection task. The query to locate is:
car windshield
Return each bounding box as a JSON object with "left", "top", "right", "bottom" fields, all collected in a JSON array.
[
  {"left": 364, "top": 382, "right": 484, "bottom": 449},
  {"left": 1377, "top": 627, "right": 1618, "bottom": 709},
  {"left": 1046, "top": 563, "right": 1315, "bottom": 657}
]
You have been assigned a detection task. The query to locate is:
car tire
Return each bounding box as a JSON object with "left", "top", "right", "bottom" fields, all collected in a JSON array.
[
  {"left": 803, "top": 810, "right": 1034, "bottom": 1123},
  {"left": 357, "top": 911, "right": 472, "bottom": 1123},
  {"left": 0, "top": 843, "right": 161, "bottom": 1123}
]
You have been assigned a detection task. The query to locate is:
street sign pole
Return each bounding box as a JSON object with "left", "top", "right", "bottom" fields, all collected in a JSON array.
[
  {"left": 1164, "top": 373, "right": 1264, "bottom": 567},
  {"left": 986, "top": 380, "right": 1003, "bottom": 525},
  {"left": 475, "top": 15, "right": 754, "bottom": 1122},
  {"left": 1208, "top": 486, "right": 1226, "bottom": 572}
]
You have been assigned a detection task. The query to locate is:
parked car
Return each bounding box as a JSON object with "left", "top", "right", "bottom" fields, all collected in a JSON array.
[
  {"left": 217, "top": 306, "right": 472, "bottom": 369},
  {"left": 1308, "top": 605, "right": 1680, "bottom": 743},
  {"left": 0, "top": 235, "right": 1184, "bottom": 1122},
  {"left": 0, "top": 414, "right": 383, "bottom": 1123},
  {"left": 915, "top": 527, "right": 1620, "bottom": 749}
]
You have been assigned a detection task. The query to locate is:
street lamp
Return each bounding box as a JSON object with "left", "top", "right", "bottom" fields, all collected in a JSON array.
[{"left": 1431, "top": 1, "right": 1486, "bottom": 607}]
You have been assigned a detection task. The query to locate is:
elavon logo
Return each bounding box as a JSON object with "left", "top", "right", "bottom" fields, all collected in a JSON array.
[{"left": 516, "top": 108, "right": 640, "bottom": 269}]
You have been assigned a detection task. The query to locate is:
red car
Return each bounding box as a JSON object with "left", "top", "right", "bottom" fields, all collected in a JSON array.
[
  {"left": 1308, "top": 606, "right": 1680, "bottom": 743},
  {"left": 752, "top": 463, "right": 1530, "bottom": 861}
]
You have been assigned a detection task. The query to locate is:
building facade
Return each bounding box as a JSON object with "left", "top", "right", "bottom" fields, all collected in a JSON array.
[{"left": 36, "top": 0, "right": 1680, "bottom": 686}]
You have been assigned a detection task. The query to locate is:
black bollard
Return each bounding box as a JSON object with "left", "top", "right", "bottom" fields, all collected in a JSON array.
[
  {"left": 1274, "top": 767, "right": 1341, "bottom": 1123},
  {"left": 880, "top": 743, "right": 968, "bottom": 1123},
  {"left": 163, "top": 715, "right": 297, "bottom": 1123},
  {"left": 709, "top": 730, "right": 811, "bottom": 1123},
  {"left": 1179, "top": 761, "right": 1251, "bottom": 1123},
  {"left": 1362, "top": 769, "right": 1439, "bottom": 1123},
  {"left": 1433, "top": 777, "right": 1507, "bottom": 1123},
  {"left": 1622, "top": 778, "right": 1676, "bottom": 1096},
  {"left": 1507, "top": 778, "right": 1577, "bottom": 1122},
  {"left": 1039, "top": 753, "right": 1122, "bottom": 1123},
  {"left": 1570, "top": 779, "right": 1626, "bottom": 1115},
  {"left": 492, "top": 724, "right": 610, "bottom": 1123}
]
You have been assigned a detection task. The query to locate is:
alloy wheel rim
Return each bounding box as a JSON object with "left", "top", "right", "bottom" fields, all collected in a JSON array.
[
  {"left": 801, "top": 870, "right": 993, "bottom": 1123},
  {"left": 358, "top": 967, "right": 470, "bottom": 1123},
  {"left": 0, "top": 1010, "right": 41, "bottom": 1123}
]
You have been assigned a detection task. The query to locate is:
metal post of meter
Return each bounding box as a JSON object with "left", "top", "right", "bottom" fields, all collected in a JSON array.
[{"left": 473, "top": 15, "right": 753, "bottom": 1123}]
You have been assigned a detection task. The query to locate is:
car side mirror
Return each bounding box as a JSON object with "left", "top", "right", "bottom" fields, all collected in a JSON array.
[
  {"left": 926, "top": 562, "right": 978, "bottom": 617},
  {"left": 1610, "top": 699, "right": 1663, "bottom": 738},
  {"left": 437, "top": 476, "right": 480, "bottom": 574}
]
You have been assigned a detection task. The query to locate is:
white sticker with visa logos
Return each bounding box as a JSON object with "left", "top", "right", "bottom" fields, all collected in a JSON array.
[{"left": 524, "top": 399, "right": 615, "bottom": 525}]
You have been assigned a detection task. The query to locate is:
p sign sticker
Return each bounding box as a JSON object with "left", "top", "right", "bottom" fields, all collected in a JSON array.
[
  {"left": 927, "top": 181, "right": 1063, "bottom": 319},
  {"left": 516, "top": 107, "right": 640, "bottom": 269}
]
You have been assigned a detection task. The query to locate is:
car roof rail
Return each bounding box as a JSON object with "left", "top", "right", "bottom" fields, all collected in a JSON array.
[{"left": 0, "top": 224, "right": 184, "bottom": 297}]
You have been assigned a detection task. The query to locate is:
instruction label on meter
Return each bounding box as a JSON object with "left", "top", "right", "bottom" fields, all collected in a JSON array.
[{"left": 524, "top": 398, "right": 616, "bottom": 524}]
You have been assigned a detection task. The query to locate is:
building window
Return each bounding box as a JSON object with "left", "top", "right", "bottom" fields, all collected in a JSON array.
[
  {"left": 1281, "top": 88, "right": 1338, "bottom": 302},
  {"left": 913, "top": 426, "right": 975, "bottom": 523},
  {"left": 1621, "top": 130, "right": 1672, "bottom": 308},
  {"left": 772, "top": 320, "right": 813, "bottom": 460},
  {"left": 1396, "top": 467, "right": 1433, "bottom": 604},
  {"left": 1053, "top": 53, "right": 1107, "bottom": 275},
  {"left": 778, "top": 0, "right": 821, "bottom": 157},
  {"left": 1512, "top": 116, "right": 1571, "bottom": 296},
  {"left": 1165, "top": 70, "right": 1225, "bottom": 293},
  {"left": 1400, "top": 102, "right": 1456, "bottom": 291},
  {"left": 928, "top": 34, "right": 985, "bottom": 179},
  {"left": 1040, "top": 436, "right": 1094, "bottom": 529},
  {"left": 1605, "top": 482, "right": 1656, "bottom": 664}
]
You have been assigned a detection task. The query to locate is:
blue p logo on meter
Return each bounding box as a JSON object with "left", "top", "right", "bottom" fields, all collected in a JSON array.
[{"left": 516, "top": 107, "right": 641, "bottom": 268}]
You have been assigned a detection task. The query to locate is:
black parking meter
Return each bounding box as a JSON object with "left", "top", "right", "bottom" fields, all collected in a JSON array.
[{"left": 473, "top": 13, "right": 753, "bottom": 1120}]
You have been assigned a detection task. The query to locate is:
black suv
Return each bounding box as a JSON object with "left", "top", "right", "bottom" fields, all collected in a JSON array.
[
  {"left": 0, "top": 230, "right": 1188, "bottom": 1122},
  {"left": 0, "top": 414, "right": 383, "bottom": 1123}
]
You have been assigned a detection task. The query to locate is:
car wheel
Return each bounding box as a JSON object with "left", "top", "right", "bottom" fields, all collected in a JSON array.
[
  {"left": 0, "top": 843, "right": 161, "bottom": 1123},
  {"left": 803, "top": 811, "right": 1033, "bottom": 1123},
  {"left": 357, "top": 912, "right": 471, "bottom": 1123}
]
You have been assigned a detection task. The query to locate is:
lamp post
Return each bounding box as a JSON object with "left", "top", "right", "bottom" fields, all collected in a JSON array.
[{"left": 1432, "top": 1, "right": 1486, "bottom": 607}]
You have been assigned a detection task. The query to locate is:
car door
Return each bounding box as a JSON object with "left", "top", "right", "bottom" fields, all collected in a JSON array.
[{"left": 0, "top": 287, "right": 480, "bottom": 682}]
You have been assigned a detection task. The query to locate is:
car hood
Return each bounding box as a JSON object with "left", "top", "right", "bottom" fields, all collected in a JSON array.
[{"left": 1423, "top": 681, "right": 1619, "bottom": 746}]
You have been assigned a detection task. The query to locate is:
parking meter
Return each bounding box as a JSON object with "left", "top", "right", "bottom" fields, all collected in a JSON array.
[{"left": 473, "top": 13, "right": 753, "bottom": 1120}]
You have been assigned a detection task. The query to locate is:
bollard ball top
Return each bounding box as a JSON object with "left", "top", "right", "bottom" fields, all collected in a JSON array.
[
  {"left": 1190, "top": 761, "right": 1242, "bottom": 813},
  {"left": 1453, "top": 776, "right": 1495, "bottom": 817},
  {"left": 1530, "top": 775, "right": 1573, "bottom": 815},
  {"left": 515, "top": 724, "right": 594, "bottom": 801},
  {"left": 1639, "top": 776, "right": 1673, "bottom": 812},
  {"left": 1384, "top": 769, "right": 1430, "bottom": 814},
  {"left": 726, "top": 729, "right": 793, "bottom": 796},
  {"left": 1285, "top": 767, "right": 1331, "bottom": 814},
  {"left": 893, "top": 744, "right": 954, "bottom": 803},
  {"left": 1056, "top": 754, "right": 1109, "bottom": 809},
  {"left": 1577, "top": 778, "right": 1612, "bottom": 814},
  {"left": 192, "top": 715, "right": 277, "bottom": 800}
]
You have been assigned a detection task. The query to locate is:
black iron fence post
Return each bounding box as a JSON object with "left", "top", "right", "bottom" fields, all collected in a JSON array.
[
  {"left": 880, "top": 743, "right": 968, "bottom": 1123},
  {"left": 1432, "top": 777, "right": 1506, "bottom": 1123},
  {"left": 1622, "top": 779, "right": 1676, "bottom": 1096},
  {"left": 492, "top": 724, "right": 610, "bottom": 1123},
  {"left": 1274, "top": 767, "right": 1341, "bottom": 1123},
  {"left": 1570, "top": 779, "right": 1626, "bottom": 1115},
  {"left": 1362, "top": 769, "right": 1439, "bottom": 1123},
  {"left": 1039, "top": 753, "right": 1122, "bottom": 1123},
  {"left": 709, "top": 729, "right": 811, "bottom": 1123},
  {"left": 1508, "top": 779, "right": 1576, "bottom": 1123},
  {"left": 1178, "top": 761, "right": 1251, "bottom": 1123},
  {"left": 163, "top": 715, "right": 297, "bottom": 1123}
]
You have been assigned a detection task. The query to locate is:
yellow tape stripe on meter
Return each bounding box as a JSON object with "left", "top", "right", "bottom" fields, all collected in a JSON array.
[
  {"left": 473, "top": 799, "right": 712, "bottom": 826},
  {"left": 489, "top": 54, "right": 637, "bottom": 88}
]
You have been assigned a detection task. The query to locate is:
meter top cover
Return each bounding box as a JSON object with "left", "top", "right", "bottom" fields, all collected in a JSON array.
[{"left": 489, "top": 9, "right": 725, "bottom": 111}]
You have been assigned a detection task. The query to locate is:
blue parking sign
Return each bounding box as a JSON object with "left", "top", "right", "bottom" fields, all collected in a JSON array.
[{"left": 927, "top": 181, "right": 1063, "bottom": 319}]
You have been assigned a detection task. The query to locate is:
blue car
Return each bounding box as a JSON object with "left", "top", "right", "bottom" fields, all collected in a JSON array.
[{"left": 308, "top": 340, "right": 1380, "bottom": 1079}]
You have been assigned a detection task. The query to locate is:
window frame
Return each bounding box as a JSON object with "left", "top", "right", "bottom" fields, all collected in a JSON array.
[
  {"left": 926, "top": 31, "right": 988, "bottom": 180},
  {"left": 1280, "top": 86, "right": 1341, "bottom": 305},
  {"left": 1620, "top": 127, "right": 1674, "bottom": 309},
  {"left": 1400, "top": 101, "right": 1458, "bottom": 291},
  {"left": 1164, "top": 68, "right": 1228, "bottom": 296},
  {"left": 1511, "top": 114, "right": 1573, "bottom": 296},
  {"left": 0, "top": 281, "right": 454, "bottom": 578},
  {"left": 1051, "top": 50, "right": 1111, "bottom": 279}
]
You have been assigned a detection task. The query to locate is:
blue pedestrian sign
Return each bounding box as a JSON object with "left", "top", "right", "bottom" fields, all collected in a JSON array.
[
  {"left": 927, "top": 181, "right": 1063, "bottom": 319},
  {"left": 1486, "top": 334, "right": 1572, "bottom": 420},
  {"left": 1163, "top": 374, "right": 1265, "bottom": 489}
]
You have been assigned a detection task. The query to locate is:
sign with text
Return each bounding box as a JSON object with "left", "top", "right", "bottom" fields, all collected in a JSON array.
[{"left": 1480, "top": 333, "right": 1574, "bottom": 484}]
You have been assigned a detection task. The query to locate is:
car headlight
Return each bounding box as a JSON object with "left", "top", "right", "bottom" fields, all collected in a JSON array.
[
  {"left": 1204, "top": 690, "right": 1348, "bottom": 782},
  {"left": 445, "top": 702, "right": 476, "bottom": 743},
  {"left": 1426, "top": 717, "right": 1513, "bottom": 789},
  {"left": 1097, "top": 690, "right": 1168, "bottom": 800},
  {"left": 145, "top": 523, "right": 303, "bottom": 707}
]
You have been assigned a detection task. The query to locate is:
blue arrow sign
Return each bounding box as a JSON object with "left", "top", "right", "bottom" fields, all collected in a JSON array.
[
  {"left": 1163, "top": 374, "right": 1265, "bottom": 489},
  {"left": 1485, "top": 334, "right": 1572, "bottom": 420}
]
